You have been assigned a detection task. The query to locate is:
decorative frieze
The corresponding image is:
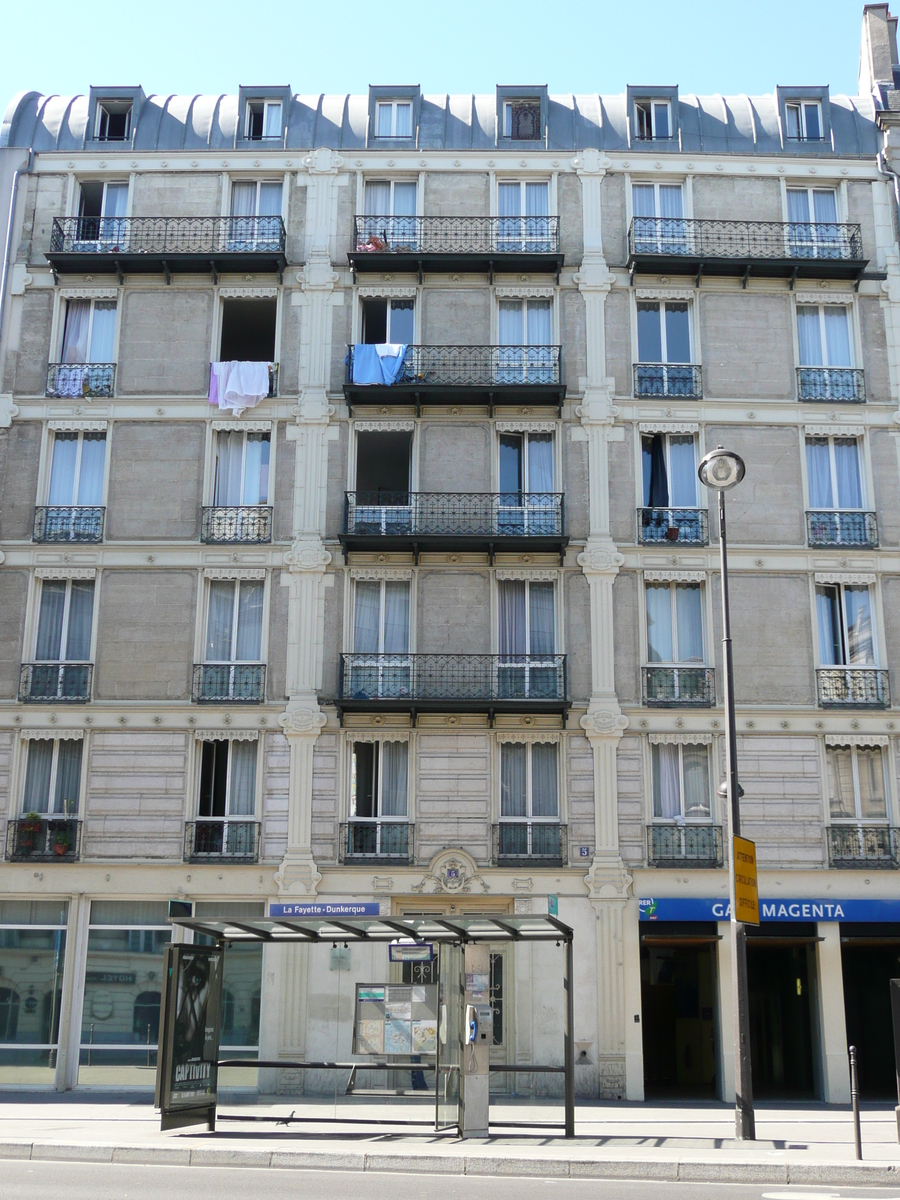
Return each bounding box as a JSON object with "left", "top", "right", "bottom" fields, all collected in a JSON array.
[
  {"left": 814, "top": 571, "right": 876, "bottom": 586},
  {"left": 211, "top": 419, "right": 272, "bottom": 432},
  {"left": 494, "top": 419, "right": 557, "bottom": 434},
  {"left": 794, "top": 291, "right": 856, "bottom": 305},
  {"left": 217, "top": 286, "right": 279, "bottom": 299},
  {"left": 495, "top": 730, "right": 560, "bottom": 745},
  {"left": 352, "top": 419, "right": 416, "bottom": 433},
  {"left": 58, "top": 286, "right": 118, "bottom": 300},
  {"left": 34, "top": 567, "right": 97, "bottom": 580},
  {"left": 203, "top": 567, "right": 266, "bottom": 580},
  {"left": 494, "top": 567, "right": 557, "bottom": 581},
  {"left": 194, "top": 728, "right": 260, "bottom": 742},
  {"left": 649, "top": 732, "right": 714, "bottom": 745},
  {"left": 643, "top": 568, "right": 706, "bottom": 583},
  {"left": 634, "top": 286, "right": 695, "bottom": 302},
  {"left": 350, "top": 567, "right": 412, "bottom": 581},
  {"left": 356, "top": 285, "right": 418, "bottom": 299},
  {"left": 824, "top": 733, "right": 889, "bottom": 747},
  {"left": 18, "top": 728, "right": 84, "bottom": 741},
  {"left": 803, "top": 424, "right": 864, "bottom": 439},
  {"left": 346, "top": 730, "right": 411, "bottom": 744},
  {"left": 48, "top": 419, "right": 108, "bottom": 432},
  {"left": 639, "top": 421, "right": 699, "bottom": 435},
  {"left": 494, "top": 285, "right": 556, "bottom": 299}
]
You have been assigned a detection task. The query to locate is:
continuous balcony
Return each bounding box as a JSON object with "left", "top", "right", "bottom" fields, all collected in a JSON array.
[
  {"left": 647, "top": 824, "right": 724, "bottom": 868},
  {"left": 492, "top": 822, "right": 566, "bottom": 867},
  {"left": 627, "top": 217, "right": 867, "bottom": 284},
  {"left": 192, "top": 663, "right": 266, "bottom": 704},
  {"left": 6, "top": 816, "right": 81, "bottom": 863},
  {"left": 806, "top": 511, "right": 877, "bottom": 549},
  {"left": 19, "top": 663, "right": 92, "bottom": 703},
  {"left": 348, "top": 215, "right": 563, "bottom": 280},
  {"left": 642, "top": 666, "right": 715, "bottom": 708},
  {"left": 34, "top": 506, "right": 105, "bottom": 544},
  {"left": 340, "top": 492, "right": 567, "bottom": 562},
  {"left": 339, "top": 821, "right": 413, "bottom": 866},
  {"left": 344, "top": 345, "right": 565, "bottom": 414},
  {"left": 634, "top": 363, "right": 702, "bottom": 399},
  {"left": 335, "top": 654, "right": 569, "bottom": 721},
  {"left": 816, "top": 667, "right": 890, "bottom": 709},
  {"left": 637, "top": 507, "right": 708, "bottom": 546},
  {"left": 201, "top": 506, "right": 273, "bottom": 544},
  {"left": 827, "top": 825, "right": 899, "bottom": 869},
  {"left": 184, "top": 820, "right": 260, "bottom": 863},
  {"left": 46, "top": 363, "right": 115, "bottom": 398},
  {"left": 797, "top": 367, "right": 866, "bottom": 403},
  {"left": 47, "top": 215, "right": 288, "bottom": 281}
]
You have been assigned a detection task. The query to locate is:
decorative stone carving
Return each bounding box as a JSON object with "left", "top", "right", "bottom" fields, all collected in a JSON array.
[
  {"left": 514, "top": 896, "right": 533, "bottom": 911},
  {"left": 203, "top": 567, "right": 266, "bottom": 580},
  {"left": 279, "top": 709, "right": 328, "bottom": 735},
  {"left": 824, "top": 733, "right": 889, "bottom": 747},
  {"left": 494, "top": 568, "right": 557, "bottom": 582},
  {"left": 19, "top": 728, "right": 84, "bottom": 741},
  {"left": 585, "top": 858, "right": 633, "bottom": 901},
  {"left": 814, "top": 571, "right": 875, "bottom": 586},
  {"left": 410, "top": 849, "right": 490, "bottom": 895},
  {"left": 577, "top": 549, "right": 625, "bottom": 573},
  {"left": 649, "top": 732, "right": 713, "bottom": 745},
  {"left": 211, "top": 419, "right": 272, "bottom": 432},
  {"left": 348, "top": 729, "right": 411, "bottom": 743},
  {"left": 493, "top": 285, "right": 556, "bottom": 299},
  {"left": 284, "top": 544, "right": 332, "bottom": 571},
  {"left": 34, "top": 567, "right": 96, "bottom": 580},
  {"left": 48, "top": 419, "right": 108, "bottom": 432},
  {"left": 356, "top": 286, "right": 418, "bottom": 299},
  {"left": 352, "top": 419, "right": 417, "bottom": 433},
  {"left": 638, "top": 421, "right": 699, "bottom": 435},
  {"left": 493, "top": 419, "right": 557, "bottom": 434},
  {"left": 803, "top": 424, "right": 864, "bottom": 439},
  {"left": 350, "top": 567, "right": 412, "bottom": 581},
  {"left": 580, "top": 711, "right": 629, "bottom": 735},
  {"left": 58, "top": 286, "right": 118, "bottom": 300},
  {"left": 571, "top": 148, "right": 612, "bottom": 175},
  {"left": 495, "top": 730, "right": 560, "bottom": 744},
  {"left": 194, "top": 728, "right": 260, "bottom": 742},
  {"left": 303, "top": 147, "right": 344, "bottom": 174},
  {"left": 0, "top": 395, "right": 20, "bottom": 428},
  {"left": 634, "top": 287, "right": 695, "bottom": 302},
  {"left": 218, "top": 286, "right": 279, "bottom": 299},
  {"left": 794, "top": 291, "right": 855, "bottom": 305},
  {"left": 643, "top": 568, "right": 706, "bottom": 583},
  {"left": 372, "top": 876, "right": 394, "bottom": 891}
]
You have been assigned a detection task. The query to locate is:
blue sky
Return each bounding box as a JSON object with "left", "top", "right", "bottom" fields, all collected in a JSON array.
[{"left": 2, "top": 0, "right": 866, "bottom": 108}]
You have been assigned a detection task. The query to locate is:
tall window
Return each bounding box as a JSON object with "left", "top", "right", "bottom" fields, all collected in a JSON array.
[
  {"left": 375, "top": 101, "right": 413, "bottom": 139},
  {"left": 245, "top": 100, "right": 282, "bottom": 141},
  {"left": 642, "top": 433, "right": 697, "bottom": 508},
  {"left": 499, "top": 741, "right": 560, "bottom": 858},
  {"left": 797, "top": 305, "right": 852, "bottom": 368},
  {"left": 632, "top": 182, "right": 686, "bottom": 255},
  {"left": 364, "top": 179, "right": 416, "bottom": 216},
  {"left": 806, "top": 437, "right": 862, "bottom": 511},
  {"left": 498, "top": 579, "right": 557, "bottom": 698},
  {"left": 816, "top": 583, "right": 875, "bottom": 666},
  {"left": 229, "top": 180, "right": 282, "bottom": 250},
  {"left": 78, "top": 181, "right": 128, "bottom": 232},
  {"left": 353, "top": 580, "right": 410, "bottom": 654},
  {"left": 497, "top": 180, "right": 550, "bottom": 251},
  {"left": 785, "top": 100, "right": 823, "bottom": 141},
  {"left": 46, "top": 432, "right": 106, "bottom": 508},
  {"left": 361, "top": 297, "right": 415, "bottom": 345},
  {"left": 498, "top": 299, "right": 553, "bottom": 384},
  {"left": 651, "top": 741, "right": 710, "bottom": 819},
  {"left": 637, "top": 301, "right": 691, "bottom": 366},
  {"left": 34, "top": 579, "right": 94, "bottom": 665},
  {"left": 55, "top": 300, "right": 117, "bottom": 398},
  {"left": 22, "top": 738, "right": 83, "bottom": 816},
  {"left": 351, "top": 741, "right": 409, "bottom": 818},
  {"left": 213, "top": 430, "right": 270, "bottom": 506},
  {"left": 646, "top": 581, "right": 704, "bottom": 664},
  {"left": 205, "top": 580, "right": 264, "bottom": 664},
  {"left": 634, "top": 100, "right": 671, "bottom": 140},
  {"left": 787, "top": 188, "right": 841, "bottom": 258},
  {"left": 826, "top": 744, "right": 887, "bottom": 822},
  {"left": 362, "top": 180, "right": 417, "bottom": 250},
  {"left": 498, "top": 432, "right": 555, "bottom": 535},
  {"left": 194, "top": 739, "right": 258, "bottom": 856}
]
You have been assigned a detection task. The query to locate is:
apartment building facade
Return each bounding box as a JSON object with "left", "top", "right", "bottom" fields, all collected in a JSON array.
[{"left": 1, "top": 4, "right": 900, "bottom": 1105}]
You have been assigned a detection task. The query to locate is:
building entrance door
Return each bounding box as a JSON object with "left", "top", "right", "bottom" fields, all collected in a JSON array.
[
  {"left": 747, "top": 926, "right": 817, "bottom": 1099},
  {"left": 840, "top": 924, "right": 900, "bottom": 1099}
]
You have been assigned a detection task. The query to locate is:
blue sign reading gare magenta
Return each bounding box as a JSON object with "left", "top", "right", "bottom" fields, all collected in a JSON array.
[{"left": 640, "top": 897, "right": 900, "bottom": 923}]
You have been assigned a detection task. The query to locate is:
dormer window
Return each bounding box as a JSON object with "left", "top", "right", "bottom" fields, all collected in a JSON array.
[
  {"left": 375, "top": 100, "right": 412, "bottom": 139},
  {"left": 503, "top": 100, "right": 541, "bottom": 140},
  {"left": 246, "top": 99, "right": 282, "bottom": 141},
  {"left": 94, "top": 100, "right": 132, "bottom": 142},
  {"left": 785, "top": 100, "right": 824, "bottom": 142},
  {"left": 634, "top": 99, "right": 671, "bottom": 141}
]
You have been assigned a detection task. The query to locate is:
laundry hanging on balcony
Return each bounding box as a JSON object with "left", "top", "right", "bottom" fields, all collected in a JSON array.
[
  {"left": 209, "top": 361, "right": 270, "bottom": 416},
  {"left": 351, "top": 343, "right": 408, "bottom": 385}
]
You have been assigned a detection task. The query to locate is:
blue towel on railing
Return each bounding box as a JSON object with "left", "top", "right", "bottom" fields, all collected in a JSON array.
[{"left": 352, "top": 343, "right": 408, "bottom": 385}]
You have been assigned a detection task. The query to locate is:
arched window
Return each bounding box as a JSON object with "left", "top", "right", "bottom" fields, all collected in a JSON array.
[
  {"left": 132, "top": 991, "right": 161, "bottom": 1043},
  {"left": 0, "top": 988, "right": 20, "bottom": 1039}
]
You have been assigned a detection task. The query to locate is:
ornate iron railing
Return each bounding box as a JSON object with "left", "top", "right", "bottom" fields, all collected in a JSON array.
[
  {"left": 50, "top": 215, "right": 287, "bottom": 257},
  {"left": 19, "top": 663, "right": 92, "bottom": 703},
  {"left": 642, "top": 666, "right": 715, "bottom": 708},
  {"left": 339, "top": 654, "right": 567, "bottom": 703},
  {"left": 6, "top": 816, "right": 81, "bottom": 863},
  {"left": 209, "top": 362, "right": 278, "bottom": 399},
  {"left": 634, "top": 363, "right": 702, "bottom": 398},
  {"left": 828, "top": 825, "right": 899, "bottom": 869},
  {"left": 192, "top": 663, "right": 266, "bottom": 703},
  {"left": 353, "top": 215, "right": 560, "bottom": 256},
  {"left": 184, "top": 820, "right": 260, "bottom": 862},
  {"left": 46, "top": 363, "right": 115, "bottom": 398},
  {"left": 648, "top": 824, "right": 723, "bottom": 867},
  {"left": 346, "top": 345, "right": 562, "bottom": 388},
  {"left": 628, "top": 217, "right": 863, "bottom": 262},
  {"left": 816, "top": 667, "right": 890, "bottom": 708},
  {"left": 344, "top": 492, "right": 565, "bottom": 539},
  {"left": 492, "top": 822, "right": 566, "bottom": 866},
  {"left": 33, "top": 506, "right": 105, "bottom": 544},
  {"left": 637, "top": 507, "right": 708, "bottom": 546},
  {"left": 339, "top": 821, "right": 413, "bottom": 864},
  {"left": 797, "top": 367, "right": 866, "bottom": 403},
  {"left": 200, "top": 506, "right": 273, "bottom": 544},
  {"left": 806, "top": 510, "right": 878, "bottom": 549}
]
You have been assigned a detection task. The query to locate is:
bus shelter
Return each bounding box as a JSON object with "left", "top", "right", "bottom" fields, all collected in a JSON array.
[{"left": 156, "top": 911, "right": 575, "bottom": 1139}]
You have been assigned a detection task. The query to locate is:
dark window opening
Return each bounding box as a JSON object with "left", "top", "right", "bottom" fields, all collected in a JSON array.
[
  {"left": 505, "top": 101, "right": 541, "bottom": 140},
  {"left": 746, "top": 926, "right": 817, "bottom": 1099},
  {"left": 199, "top": 740, "right": 229, "bottom": 818},
  {"left": 247, "top": 105, "right": 265, "bottom": 140},
  {"left": 840, "top": 923, "right": 900, "bottom": 1098},
  {"left": 220, "top": 299, "right": 276, "bottom": 362},
  {"left": 352, "top": 742, "right": 377, "bottom": 818},
  {"left": 355, "top": 430, "right": 412, "bottom": 499},
  {"left": 499, "top": 434, "right": 523, "bottom": 495},
  {"left": 79, "top": 182, "right": 104, "bottom": 220},
  {"left": 361, "top": 298, "right": 414, "bottom": 345},
  {"left": 133, "top": 991, "right": 161, "bottom": 1043},
  {"left": 96, "top": 102, "right": 132, "bottom": 141}
]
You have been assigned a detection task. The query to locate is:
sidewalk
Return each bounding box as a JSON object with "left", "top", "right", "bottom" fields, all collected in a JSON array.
[{"left": 1, "top": 1093, "right": 899, "bottom": 1185}]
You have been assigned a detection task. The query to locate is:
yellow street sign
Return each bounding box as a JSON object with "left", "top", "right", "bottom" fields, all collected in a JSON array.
[{"left": 733, "top": 836, "right": 759, "bottom": 926}]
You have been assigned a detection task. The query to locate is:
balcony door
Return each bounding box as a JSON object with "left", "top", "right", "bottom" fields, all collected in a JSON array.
[
  {"left": 352, "top": 579, "right": 411, "bottom": 698},
  {"left": 23, "top": 738, "right": 83, "bottom": 818},
  {"left": 498, "top": 431, "right": 554, "bottom": 534},
  {"left": 636, "top": 301, "right": 693, "bottom": 396},
  {"left": 55, "top": 299, "right": 117, "bottom": 399},
  {"left": 797, "top": 304, "right": 855, "bottom": 401},
  {"left": 632, "top": 182, "right": 686, "bottom": 253},
  {"left": 352, "top": 429, "right": 413, "bottom": 533},
  {"left": 29, "top": 579, "right": 94, "bottom": 701},
  {"left": 44, "top": 432, "right": 107, "bottom": 542},
  {"left": 230, "top": 180, "right": 283, "bottom": 249},
  {"left": 498, "top": 579, "right": 556, "bottom": 698},
  {"left": 77, "top": 180, "right": 128, "bottom": 245},
  {"left": 497, "top": 299, "right": 552, "bottom": 383},
  {"left": 361, "top": 297, "right": 415, "bottom": 346},
  {"left": 641, "top": 433, "right": 702, "bottom": 542},
  {"left": 497, "top": 180, "right": 550, "bottom": 251},
  {"left": 349, "top": 740, "right": 409, "bottom": 857},
  {"left": 203, "top": 579, "right": 264, "bottom": 700},
  {"left": 213, "top": 430, "right": 270, "bottom": 506},
  {"left": 645, "top": 581, "right": 706, "bottom": 703},
  {"left": 499, "top": 741, "right": 560, "bottom": 859},
  {"left": 787, "top": 188, "right": 840, "bottom": 258},
  {"left": 816, "top": 583, "right": 874, "bottom": 667},
  {"left": 197, "top": 739, "right": 257, "bottom": 857},
  {"left": 363, "top": 180, "right": 417, "bottom": 250}
]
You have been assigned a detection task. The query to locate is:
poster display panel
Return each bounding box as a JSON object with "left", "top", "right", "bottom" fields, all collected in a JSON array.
[
  {"left": 352, "top": 982, "right": 438, "bottom": 1057},
  {"left": 156, "top": 944, "right": 224, "bottom": 1129}
]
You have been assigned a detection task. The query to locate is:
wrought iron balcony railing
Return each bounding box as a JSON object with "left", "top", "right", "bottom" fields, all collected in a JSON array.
[
  {"left": 6, "top": 816, "right": 81, "bottom": 863},
  {"left": 492, "top": 822, "right": 566, "bottom": 867},
  {"left": 816, "top": 667, "right": 890, "bottom": 709},
  {"left": 339, "top": 821, "right": 413, "bottom": 865},
  {"left": 46, "top": 363, "right": 115, "bottom": 398},
  {"left": 350, "top": 215, "right": 562, "bottom": 277},
  {"left": 806, "top": 510, "right": 878, "bottom": 549},
  {"left": 637, "top": 507, "right": 708, "bottom": 546},
  {"left": 634, "top": 363, "right": 702, "bottom": 398},
  {"left": 647, "top": 824, "right": 724, "bottom": 868},
  {"left": 33, "top": 506, "right": 105, "bottom": 544},
  {"left": 828, "top": 824, "right": 899, "bottom": 869},
  {"left": 642, "top": 666, "right": 716, "bottom": 708},
  {"left": 184, "top": 820, "right": 260, "bottom": 863},
  {"left": 797, "top": 367, "right": 866, "bottom": 403},
  {"left": 209, "top": 362, "right": 278, "bottom": 399},
  {"left": 192, "top": 663, "right": 266, "bottom": 704},
  {"left": 201, "top": 506, "right": 273, "bottom": 544},
  {"left": 19, "top": 662, "right": 92, "bottom": 703}
]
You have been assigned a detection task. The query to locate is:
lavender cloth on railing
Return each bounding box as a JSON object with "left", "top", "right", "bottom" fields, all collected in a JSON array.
[
  {"left": 209, "top": 361, "right": 269, "bottom": 415},
  {"left": 351, "top": 343, "right": 408, "bottom": 385}
]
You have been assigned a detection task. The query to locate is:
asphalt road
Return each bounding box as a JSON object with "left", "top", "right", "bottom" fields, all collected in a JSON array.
[{"left": 4, "top": 1162, "right": 900, "bottom": 1200}]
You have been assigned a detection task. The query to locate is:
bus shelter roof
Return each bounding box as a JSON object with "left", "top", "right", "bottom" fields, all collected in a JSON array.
[{"left": 170, "top": 912, "right": 572, "bottom": 945}]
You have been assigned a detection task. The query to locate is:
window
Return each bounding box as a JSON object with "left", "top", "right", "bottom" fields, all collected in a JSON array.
[
  {"left": 816, "top": 583, "right": 875, "bottom": 667},
  {"left": 498, "top": 298, "right": 552, "bottom": 346},
  {"left": 46, "top": 431, "right": 106, "bottom": 508},
  {"left": 353, "top": 580, "right": 410, "bottom": 654},
  {"left": 27, "top": 579, "right": 95, "bottom": 704},
  {"left": 375, "top": 101, "right": 413, "bottom": 139},
  {"left": 361, "top": 297, "right": 415, "bottom": 345},
  {"left": 218, "top": 298, "right": 276, "bottom": 363},
  {"left": 786, "top": 188, "right": 841, "bottom": 258},
  {"left": 498, "top": 579, "right": 557, "bottom": 698},
  {"left": 797, "top": 305, "right": 852, "bottom": 368},
  {"left": 785, "top": 101, "right": 823, "bottom": 141},
  {"left": 22, "top": 738, "right": 83, "bottom": 816},
  {"left": 634, "top": 99, "right": 671, "bottom": 141},
  {"left": 646, "top": 581, "right": 704, "bottom": 665},
  {"left": 497, "top": 180, "right": 551, "bottom": 251},
  {"left": 632, "top": 183, "right": 686, "bottom": 254},
  {"left": 245, "top": 100, "right": 282, "bottom": 141},
  {"left": 57, "top": 299, "right": 117, "bottom": 383},
  {"left": 77, "top": 181, "right": 128, "bottom": 245},
  {"left": 205, "top": 580, "right": 264, "bottom": 664},
  {"left": 498, "top": 431, "right": 555, "bottom": 534},
  {"left": 502, "top": 100, "right": 541, "bottom": 140},
  {"left": 635, "top": 301, "right": 696, "bottom": 398},
  {"left": 651, "top": 741, "right": 710, "bottom": 820},
  {"left": 642, "top": 433, "right": 697, "bottom": 508},
  {"left": 213, "top": 430, "right": 270, "bottom": 506},
  {"left": 94, "top": 100, "right": 132, "bottom": 141},
  {"left": 806, "top": 437, "right": 862, "bottom": 511},
  {"left": 351, "top": 741, "right": 408, "bottom": 818},
  {"left": 361, "top": 180, "right": 417, "bottom": 251},
  {"left": 355, "top": 429, "right": 412, "bottom": 500},
  {"left": 500, "top": 742, "right": 559, "bottom": 826},
  {"left": 229, "top": 179, "right": 283, "bottom": 252},
  {"left": 0, "top": 901, "right": 68, "bottom": 1080},
  {"left": 195, "top": 739, "right": 257, "bottom": 856},
  {"left": 826, "top": 744, "right": 887, "bottom": 822}
]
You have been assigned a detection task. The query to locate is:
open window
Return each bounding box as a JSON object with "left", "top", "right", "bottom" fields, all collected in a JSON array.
[
  {"left": 634, "top": 99, "right": 671, "bottom": 141},
  {"left": 76, "top": 181, "right": 128, "bottom": 247},
  {"left": 361, "top": 297, "right": 415, "bottom": 345},
  {"left": 245, "top": 99, "right": 283, "bottom": 141},
  {"left": 640, "top": 432, "right": 704, "bottom": 544},
  {"left": 498, "top": 431, "right": 556, "bottom": 534},
  {"left": 785, "top": 100, "right": 824, "bottom": 141},
  {"left": 348, "top": 740, "right": 409, "bottom": 859},
  {"left": 49, "top": 299, "right": 117, "bottom": 400},
  {"left": 349, "top": 428, "right": 413, "bottom": 536},
  {"left": 195, "top": 739, "right": 258, "bottom": 858},
  {"left": 220, "top": 298, "right": 276, "bottom": 363},
  {"left": 94, "top": 100, "right": 132, "bottom": 141}
]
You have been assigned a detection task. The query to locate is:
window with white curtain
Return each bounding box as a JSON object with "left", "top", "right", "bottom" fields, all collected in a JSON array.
[
  {"left": 34, "top": 579, "right": 94, "bottom": 663},
  {"left": 353, "top": 580, "right": 410, "bottom": 654},
  {"left": 787, "top": 187, "right": 840, "bottom": 258},
  {"left": 785, "top": 100, "right": 823, "bottom": 141},
  {"left": 198, "top": 739, "right": 257, "bottom": 819},
  {"left": 632, "top": 182, "right": 683, "bottom": 220},
  {"left": 245, "top": 100, "right": 282, "bottom": 141},
  {"left": 796, "top": 305, "right": 853, "bottom": 367},
  {"left": 46, "top": 432, "right": 106, "bottom": 507},
  {"left": 78, "top": 180, "right": 128, "bottom": 223},
  {"left": 634, "top": 100, "right": 671, "bottom": 140},
  {"left": 651, "top": 741, "right": 710, "bottom": 820},
  {"left": 375, "top": 101, "right": 413, "bottom": 138},
  {"left": 351, "top": 741, "right": 408, "bottom": 818},
  {"left": 499, "top": 432, "right": 554, "bottom": 495},
  {"left": 230, "top": 180, "right": 283, "bottom": 219},
  {"left": 213, "top": 430, "right": 270, "bottom": 506},
  {"left": 498, "top": 579, "right": 557, "bottom": 699},
  {"left": 641, "top": 433, "right": 698, "bottom": 508},
  {"left": 498, "top": 298, "right": 552, "bottom": 346},
  {"left": 637, "top": 301, "right": 691, "bottom": 365},
  {"left": 645, "top": 581, "right": 704, "bottom": 664},
  {"left": 826, "top": 744, "right": 887, "bottom": 822},
  {"left": 60, "top": 300, "right": 117, "bottom": 365},
  {"left": 497, "top": 180, "right": 550, "bottom": 250},
  {"left": 805, "top": 437, "right": 863, "bottom": 510},
  {"left": 816, "top": 583, "right": 875, "bottom": 666},
  {"left": 205, "top": 580, "right": 264, "bottom": 663},
  {"left": 22, "top": 738, "right": 83, "bottom": 816},
  {"left": 364, "top": 179, "right": 417, "bottom": 216},
  {"left": 500, "top": 742, "right": 559, "bottom": 819}
]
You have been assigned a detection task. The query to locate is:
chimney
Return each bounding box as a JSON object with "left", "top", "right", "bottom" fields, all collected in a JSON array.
[{"left": 860, "top": 4, "right": 899, "bottom": 95}]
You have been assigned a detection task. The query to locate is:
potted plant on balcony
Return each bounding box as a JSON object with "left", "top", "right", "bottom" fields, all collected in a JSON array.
[
  {"left": 52, "top": 799, "right": 76, "bottom": 856},
  {"left": 17, "top": 812, "right": 43, "bottom": 856}
]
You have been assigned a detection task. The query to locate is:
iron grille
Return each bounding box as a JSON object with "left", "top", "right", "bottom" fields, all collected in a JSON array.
[
  {"left": 816, "top": 668, "right": 890, "bottom": 708},
  {"left": 50, "top": 215, "right": 287, "bottom": 257},
  {"left": 628, "top": 217, "right": 863, "bottom": 262},
  {"left": 634, "top": 363, "right": 702, "bottom": 398},
  {"left": 19, "top": 663, "right": 92, "bottom": 703},
  {"left": 806, "top": 511, "right": 878, "bottom": 549},
  {"left": 637, "top": 508, "right": 708, "bottom": 546},
  {"left": 184, "top": 820, "right": 260, "bottom": 862},
  {"left": 6, "top": 816, "right": 81, "bottom": 863},
  {"left": 46, "top": 363, "right": 115, "bottom": 398},
  {"left": 339, "top": 654, "right": 567, "bottom": 703},
  {"left": 647, "top": 824, "right": 724, "bottom": 867},
  {"left": 492, "top": 822, "right": 566, "bottom": 866},
  {"left": 344, "top": 492, "right": 565, "bottom": 539},
  {"left": 797, "top": 367, "right": 866, "bottom": 403},
  {"left": 200, "top": 506, "right": 273, "bottom": 544},
  {"left": 339, "top": 821, "right": 413, "bottom": 864},
  {"left": 353, "top": 215, "right": 560, "bottom": 256},
  {"left": 642, "top": 666, "right": 715, "bottom": 708},
  {"left": 209, "top": 362, "right": 278, "bottom": 399},
  {"left": 192, "top": 663, "right": 266, "bottom": 703},
  {"left": 33, "top": 506, "right": 105, "bottom": 544},
  {"left": 827, "top": 825, "right": 899, "bottom": 869},
  {"left": 346, "top": 345, "right": 561, "bottom": 388}
]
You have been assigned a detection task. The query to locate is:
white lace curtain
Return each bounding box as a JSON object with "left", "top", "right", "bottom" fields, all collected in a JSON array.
[{"left": 22, "top": 738, "right": 83, "bottom": 815}]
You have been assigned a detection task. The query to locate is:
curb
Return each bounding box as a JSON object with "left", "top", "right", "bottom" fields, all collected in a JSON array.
[{"left": 2, "top": 1142, "right": 900, "bottom": 1184}]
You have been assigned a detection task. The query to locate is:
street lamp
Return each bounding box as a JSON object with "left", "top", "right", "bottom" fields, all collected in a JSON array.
[{"left": 698, "top": 445, "right": 755, "bottom": 1142}]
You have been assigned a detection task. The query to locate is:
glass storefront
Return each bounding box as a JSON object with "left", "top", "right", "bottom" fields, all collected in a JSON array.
[
  {"left": 194, "top": 901, "right": 263, "bottom": 1088},
  {"left": 0, "top": 900, "right": 68, "bottom": 1085}
]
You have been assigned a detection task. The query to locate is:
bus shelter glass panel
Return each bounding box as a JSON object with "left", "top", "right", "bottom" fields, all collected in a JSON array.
[
  {"left": 0, "top": 900, "right": 68, "bottom": 1084},
  {"left": 194, "top": 902, "right": 263, "bottom": 1088},
  {"left": 436, "top": 941, "right": 461, "bottom": 1132}
]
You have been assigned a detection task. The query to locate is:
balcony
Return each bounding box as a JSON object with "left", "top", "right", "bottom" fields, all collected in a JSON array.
[
  {"left": 46, "top": 363, "right": 115, "bottom": 399},
  {"left": 201, "top": 506, "right": 273, "bottom": 545},
  {"left": 340, "top": 492, "right": 567, "bottom": 562},
  {"left": 634, "top": 363, "right": 702, "bottom": 399},
  {"left": 806, "top": 510, "right": 878, "bottom": 549},
  {"left": 637, "top": 507, "right": 708, "bottom": 547},
  {"left": 33, "top": 506, "right": 105, "bottom": 544},
  {"left": 816, "top": 667, "right": 890, "bottom": 709},
  {"left": 827, "top": 825, "right": 899, "bottom": 869},
  {"left": 348, "top": 215, "right": 563, "bottom": 280},
  {"left": 627, "top": 217, "right": 867, "bottom": 283},
  {"left": 336, "top": 654, "right": 569, "bottom": 720},
  {"left": 184, "top": 820, "right": 260, "bottom": 863},
  {"left": 642, "top": 666, "right": 715, "bottom": 708},
  {"left": 19, "top": 663, "right": 92, "bottom": 703},
  {"left": 192, "top": 663, "right": 266, "bottom": 704},
  {"left": 492, "top": 822, "right": 566, "bottom": 867},
  {"left": 797, "top": 367, "right": 866, "bottom": 403},
  {"left": 6, "top": 816, "right": 81, "bottom": 863},
  {"left": 647, "top": 824, "right": 724, "bottom": 868},
  {"left": 47, "top": 216, "right": 288, "bottom": 281},
  {"left": 339, "top": 821, "right": 413, "bottom": 866},
  {"left": 209, "top": 361, "right": 278, "bottom": 400},
  {"left": 344, "top": 345, "right": 565, "bottom": 414}
]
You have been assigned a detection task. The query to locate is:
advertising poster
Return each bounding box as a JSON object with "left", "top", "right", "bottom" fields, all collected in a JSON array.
[{"left": 159, "top": 944, "right": 224, "bottom": 1114}]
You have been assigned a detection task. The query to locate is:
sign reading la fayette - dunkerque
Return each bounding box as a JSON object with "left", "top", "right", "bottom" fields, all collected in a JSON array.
[
  {"left": 269, "top": 901, "right": 382, "bottom": 918},
  {"left": 640, "top": 896, "right": 900, "bottom": 922}
]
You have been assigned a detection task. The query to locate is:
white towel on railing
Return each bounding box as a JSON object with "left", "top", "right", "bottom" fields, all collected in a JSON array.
[{"left": 211, "top": 361, "right": 270, "bottom": 416}]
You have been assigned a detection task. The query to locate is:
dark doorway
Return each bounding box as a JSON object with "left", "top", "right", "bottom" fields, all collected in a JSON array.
[
  {"left": 640, "top": 924, "right": 719, "bottom": 1098},
  {"left": 220, "top": 299, "right": 276, "bottom": 361},
  {"left": 841, "top": 924, "right": 900, "bottom": 1099},
  {"left": 747, "top": 926, "right": 817, "bottom": 1099},
  {"left": 356, "top": 430, "right": 412, "bottom": 500}
]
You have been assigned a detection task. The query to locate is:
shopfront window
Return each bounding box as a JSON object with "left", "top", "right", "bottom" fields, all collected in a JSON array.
[
  {"left": 193, "top": 902, "right": 263, "bottom": 1083},
  {"left": 0, "top": 900, "right": 68, "bottom": 1084}
]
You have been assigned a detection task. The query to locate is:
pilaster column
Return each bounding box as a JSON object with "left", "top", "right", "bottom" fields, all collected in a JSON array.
[{"left": 274, "top": 708, "right": 326, "bottom": 896}]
